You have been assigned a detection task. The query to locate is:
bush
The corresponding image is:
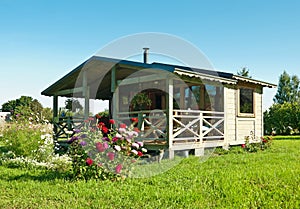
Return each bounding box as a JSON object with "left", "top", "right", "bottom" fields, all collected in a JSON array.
[
  {"left": 0, "top": 120, "right": 72, "bottom": 172},
  {"left": 1, "top": 123, "right": 46, "bottom": 158},
  {"left": 264, "top": 102, "right": 300, "bottom": 135},
  {"left": 68, "top": 117, "right": 147, "bottom": 181},
  {"left": 241, "top": 136, "right": 272, "bottom": 152}
]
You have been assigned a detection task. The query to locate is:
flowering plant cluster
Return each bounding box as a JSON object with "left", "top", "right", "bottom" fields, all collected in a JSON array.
[
  {"left": 241, "top": 135, "right": 272, "bottom": 152},
  {"left": 68, "top": 116, "right": 147, "bottom": 180}
]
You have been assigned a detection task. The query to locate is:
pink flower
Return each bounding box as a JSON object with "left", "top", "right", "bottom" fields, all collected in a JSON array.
[
  {"left": 137, "top": 141, "right": 143, "bottom": 147},
  {"left": 103, "top": 142, "right": 109, "bottom": 149},
  {"left": 96, "top": 142, "right": 108, "bottom": 152},
  {"left": 115, "top": 164, "right": 122, "bottom": 174},
  {"left": 86, "top": 158, "right": 93, "bottom": 166},
  {"left": 241, "top": 144, "right": 246, "bottom": 149},
  {"left": 119, "top": 128, "right": 126, "bottom": 134},
  {"left": 107, "top": 152, "right": 115, "bottom": 161},
  {"left": 132, "top": 142, "right": 139, "bottom": 149}
]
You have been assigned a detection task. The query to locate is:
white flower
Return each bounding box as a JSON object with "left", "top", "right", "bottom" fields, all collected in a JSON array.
[
  {"left": 131, "top": 149, "right": 138, "bottom": 155},
  {"left": 114, "top": 145, "right": 121, "bottom": 152},
  {"left": 116, "top": 133, "right": 122, "bottom": 138},
  {"left": 141, "top": 148, "right": 147, "bottom": 153},
  {"left": 65, "top": 130, "right": 73, "bottom": 135}
]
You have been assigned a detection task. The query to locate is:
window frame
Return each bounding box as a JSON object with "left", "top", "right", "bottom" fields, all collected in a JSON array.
[{"left": 237, "top": 87, "right": 255, "bottom": 117}]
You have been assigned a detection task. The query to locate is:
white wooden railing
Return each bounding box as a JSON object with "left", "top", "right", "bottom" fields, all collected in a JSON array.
[
  {"left": 172, "top": 110, "right": 224, "bottom": 144},
  {"left": 116, "top": 109, "right": 224, "bottom": 145},
  {"left": 116, "top": 110, "right": 167, "bottom": 141}
]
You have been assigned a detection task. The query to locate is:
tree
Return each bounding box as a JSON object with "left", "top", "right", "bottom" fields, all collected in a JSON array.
[
  {"left": 273, "top": 71, "right": 300, "bottom": 104},
  {"left": 264, "top": 102, "right": 300, "bottom": 135},
  {"left": 237, "top": 67, "right": 251, "bottom": 78},
  {"left": 1, "top": 96, "right": 50, "bottom": 122},
  {"left": 65, "top": 98, "right": 83, "bottom": 112}
]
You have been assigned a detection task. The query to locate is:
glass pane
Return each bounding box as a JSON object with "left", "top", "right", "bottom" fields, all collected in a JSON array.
[{"left": 240, "top": 88, "right": 253, "bottom": 113}]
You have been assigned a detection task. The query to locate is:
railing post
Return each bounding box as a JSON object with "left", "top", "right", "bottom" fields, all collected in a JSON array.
[
  {"left": 167, "top": 78, "right": 174, "bottom": 159},
  {"left": 199, "top": 111, "right": 203, "bottom": 143},
  {"left": 137, "top": 112, "right": 143, "bottom": 130}
]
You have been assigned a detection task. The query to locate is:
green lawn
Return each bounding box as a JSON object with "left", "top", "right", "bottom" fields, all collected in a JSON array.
[{"left": 0, "top": 140, "right": 299, "bottom": 209}]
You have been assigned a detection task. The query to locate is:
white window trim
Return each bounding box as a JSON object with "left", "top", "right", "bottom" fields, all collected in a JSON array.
[{"left": 237, "top": 87, "right": 255, "bottom": 117}]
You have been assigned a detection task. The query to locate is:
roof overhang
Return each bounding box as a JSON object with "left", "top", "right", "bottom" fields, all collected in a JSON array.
[
  {"left": 174, "top": 68, "right": 237, "bottom": 85},
  {"left": 232, "top": 75, "right": 277, "bottom": 88}
]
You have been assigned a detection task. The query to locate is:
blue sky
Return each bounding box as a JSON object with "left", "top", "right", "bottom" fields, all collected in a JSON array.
[{"left": 1, "top": 0, "right": 300, "bottom": 111}]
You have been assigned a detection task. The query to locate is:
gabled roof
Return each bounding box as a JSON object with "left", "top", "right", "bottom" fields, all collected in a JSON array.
[{"left": 41, "top": 56, "right": 276, "bottom": 99}]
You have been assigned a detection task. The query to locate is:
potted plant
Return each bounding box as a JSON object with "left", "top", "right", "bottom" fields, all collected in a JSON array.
[{"left": 131, "top": 92, "right": 152, "bottom": 111}]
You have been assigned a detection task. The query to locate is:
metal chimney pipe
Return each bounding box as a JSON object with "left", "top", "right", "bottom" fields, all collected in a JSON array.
[{"left": 143, "top": 47, "right": 149, "bottom": 63}]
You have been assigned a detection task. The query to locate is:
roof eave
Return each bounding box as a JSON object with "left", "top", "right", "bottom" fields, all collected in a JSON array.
[{"left": 232, "top": 75, "right": 277, "bottom": 88}]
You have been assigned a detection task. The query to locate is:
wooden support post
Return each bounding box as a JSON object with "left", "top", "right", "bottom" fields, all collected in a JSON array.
[
  {"left": 200, "top": 84, "right": 205, "bottom": 110},
  {"left": 111, "top": 66, "right": 117, "bottom": 120},
  {"left": 215, "top": 86, "right": 221, "bottom": 111},
  {"left": 194, "top": 147, "right": 204, "bottom": 156},
  {"left": 167, "top": 78, "right": 174, "bottom": 159},
  {"left": 180, "top": 86, "right": 185, "bottom": 109},
  {"left": 53, "top": 95, "right": 58, "bottom": 146},
  {"left": 83, "top": 70, "right": 90, "bottom": 119}
]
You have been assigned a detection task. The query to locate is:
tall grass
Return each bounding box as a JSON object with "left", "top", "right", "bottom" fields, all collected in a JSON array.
[{"left": 0, "top": 140, "right": 299, "bottom": 208}]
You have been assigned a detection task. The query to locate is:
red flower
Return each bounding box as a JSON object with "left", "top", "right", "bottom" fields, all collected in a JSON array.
[
  {"left": 115, "top": 164, "right": 122, "bottom": 174},
  {"left": 97, "top": 122, "right": 105, "bottom": 129},
  {"left": 120, "top": 123, "right": 126, "bottom": 128},
  {"left": 131, "top": 117, "right": 138, "bottom": 123},
  {"left": 133, "top": 127, "right": 140, "bottom": 133},
  {"left": 107, "top": 152, "right": 115, "bottom": 161},
  {"left": 241, "top": 144, "right": 246, "bottom": 149},
  {"left": 112, "top": 137, "right": 119, "bottom": 142},
  {"left": 102, "top": 126, "right": 108, "bottom": 134},
  {"left": 86, "top": 158, "right": 93, "bottom": 166},
  {"left": 137, "top": 151, "right": 143, "bottom": 157},
  {"left": 109, "top": 119, "right": 115, "bottom": 124}
]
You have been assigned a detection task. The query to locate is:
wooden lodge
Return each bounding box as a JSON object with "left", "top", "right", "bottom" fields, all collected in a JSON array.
[{"left": 41, "top": 56, "right": 276, "bottom": 158}]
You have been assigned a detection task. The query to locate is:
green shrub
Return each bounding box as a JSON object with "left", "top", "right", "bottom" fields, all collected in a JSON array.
[
  {"left": 1, "top": 123, "right": 44, "bottom": 157},
  {"left": 0, "top": 121, "right": 72, "bottom": 172},
  {"left": 68, "top": 117, "right": 147, "bottom": 181},
  {"left": 270, "top": 135, "right": 300, "bottom": 140}
]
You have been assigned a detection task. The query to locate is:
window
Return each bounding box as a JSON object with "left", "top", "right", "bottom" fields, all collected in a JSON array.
[{"left": 239, "top": 88, "right": 254, "bottom": 115}]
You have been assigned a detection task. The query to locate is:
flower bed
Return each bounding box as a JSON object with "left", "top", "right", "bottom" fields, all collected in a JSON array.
[{"left": 68, "top": 117, "right": 147, "bottom": 180}]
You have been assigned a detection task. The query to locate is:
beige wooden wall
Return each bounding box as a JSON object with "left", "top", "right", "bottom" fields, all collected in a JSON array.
[{"left": 224, "top": 86, "right": 263, "bottom": 144}]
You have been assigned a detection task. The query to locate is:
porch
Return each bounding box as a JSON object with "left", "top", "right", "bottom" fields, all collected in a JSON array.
[{"left": 41, "top": 56, "right": 235, "bottom": 158}]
